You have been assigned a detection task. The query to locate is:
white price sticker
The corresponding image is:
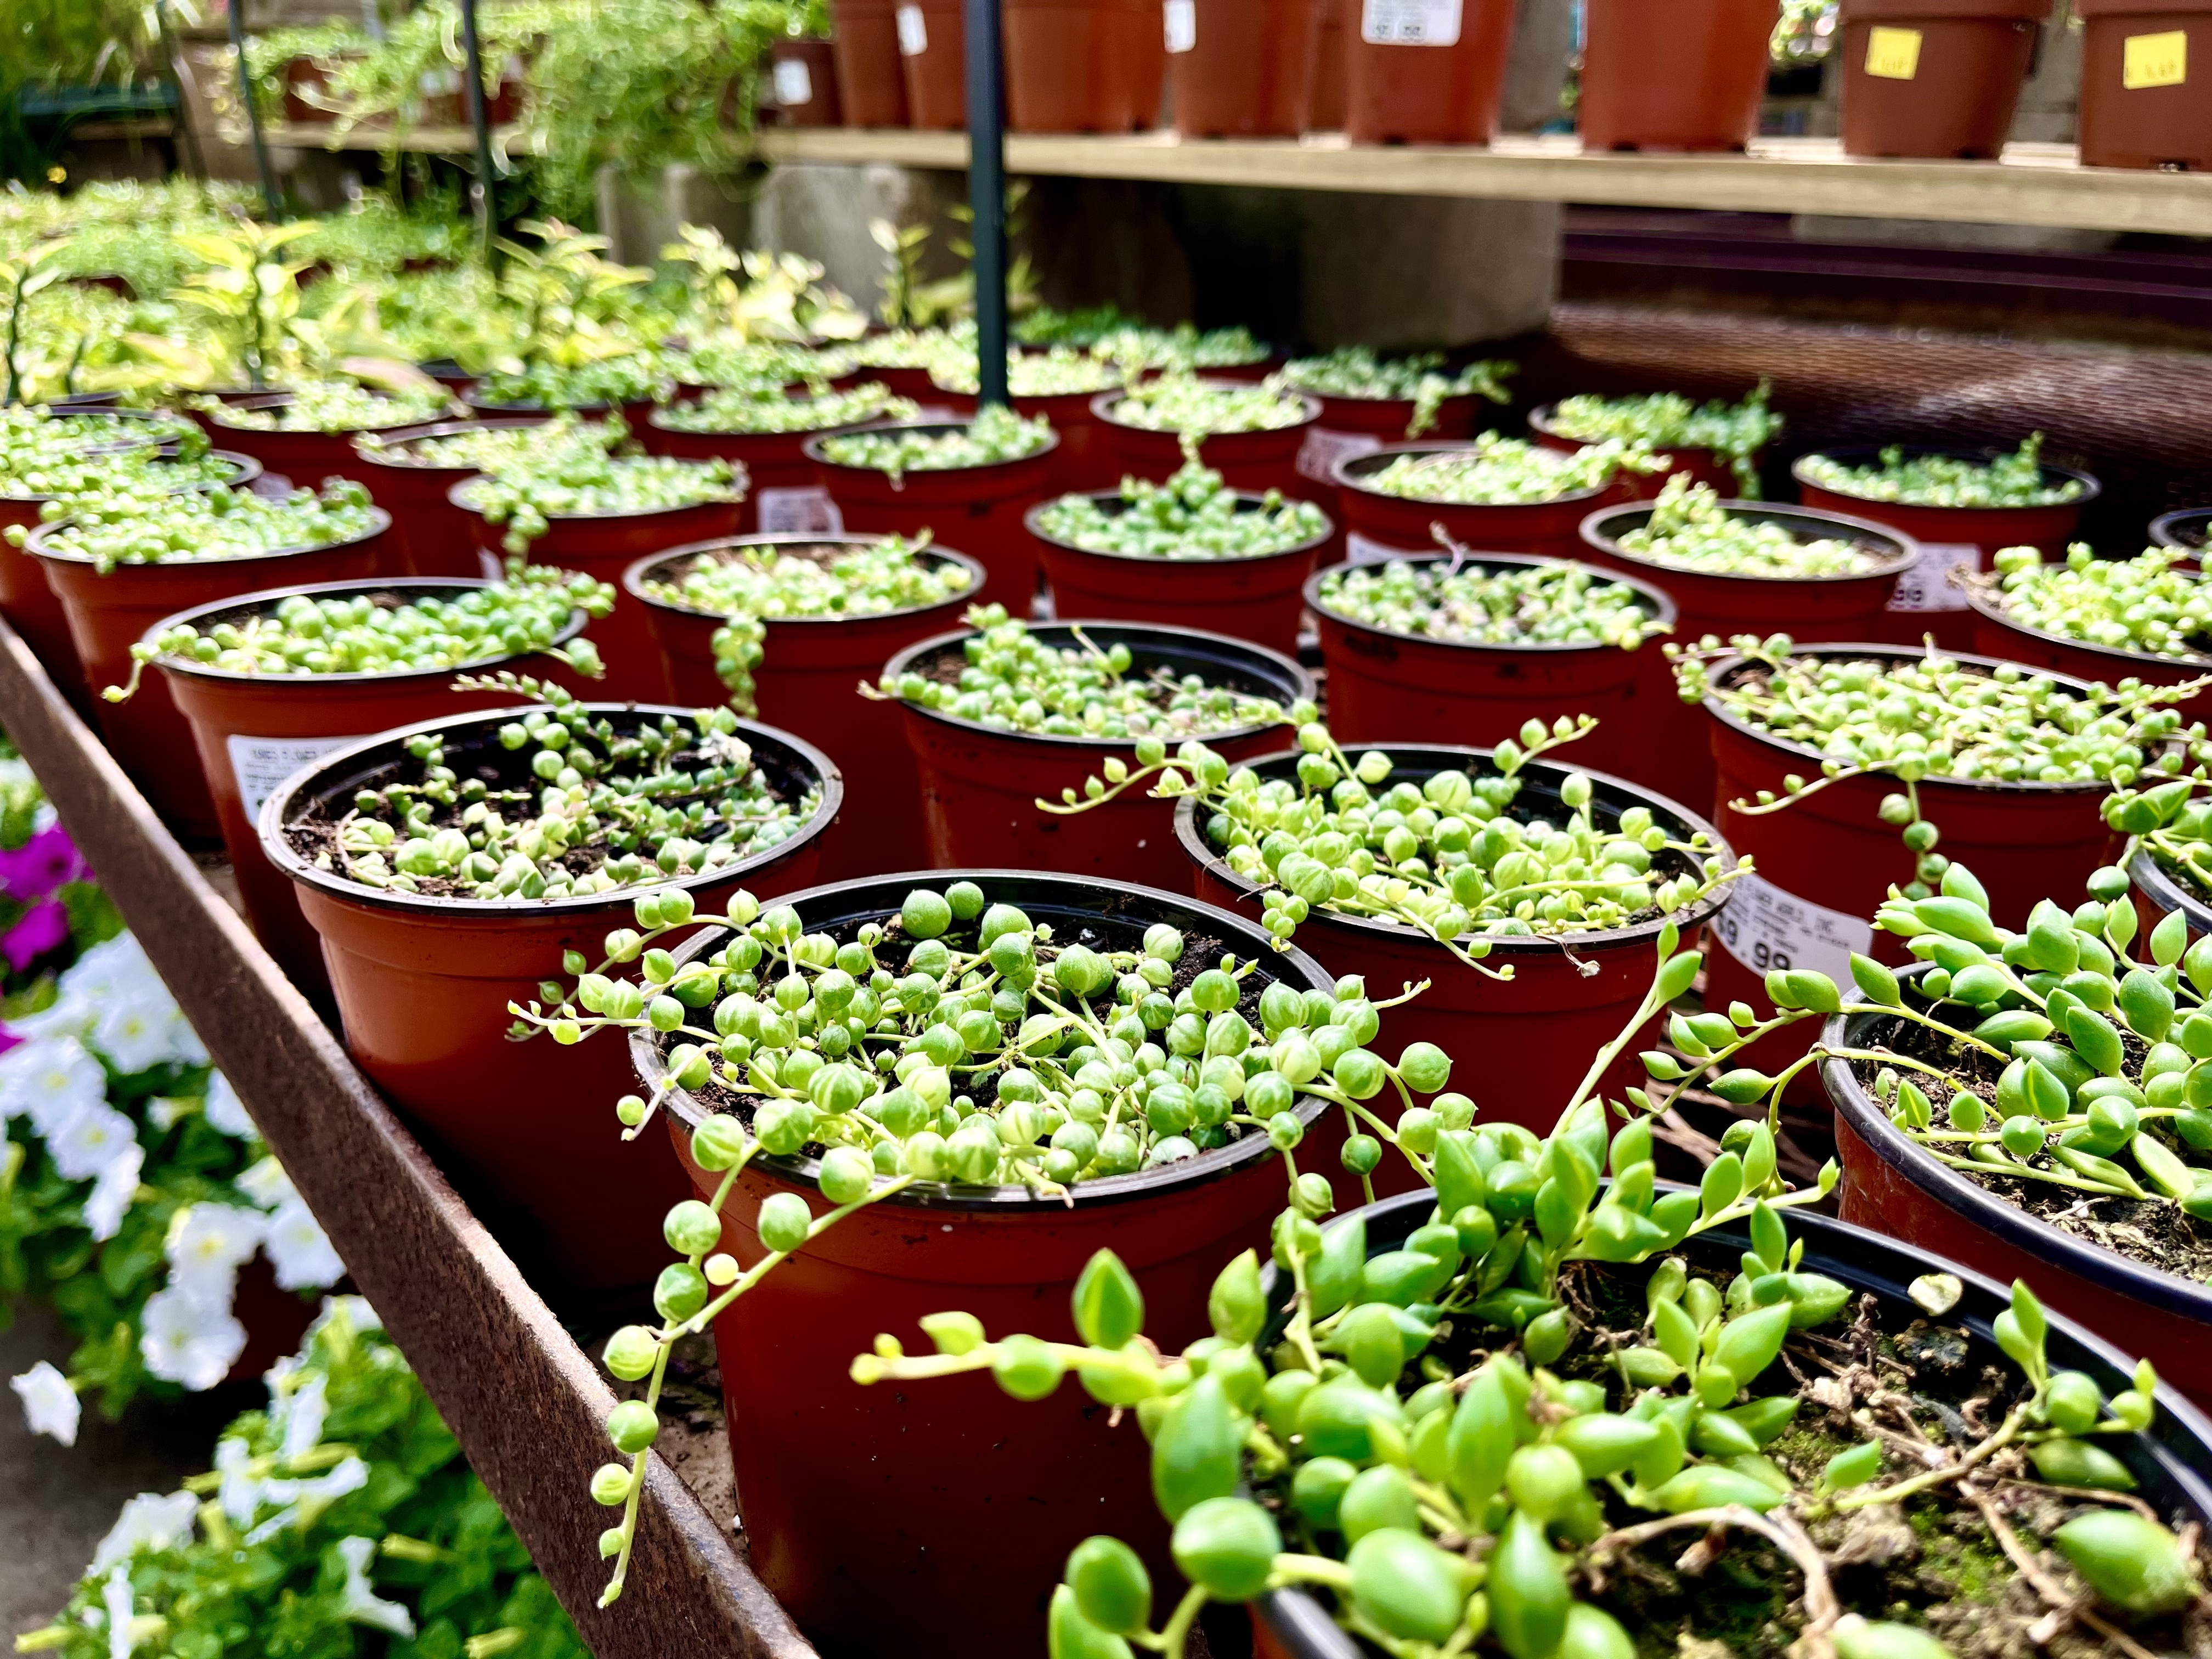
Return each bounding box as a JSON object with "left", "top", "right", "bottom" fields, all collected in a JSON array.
[
  {"left": 1164, "top": 0, "right": 1195, "bottom": 53},
  {"left": 772, "top": 58, "right": 814, "bottom": 106},
  {"left": 896, "top": 4, "right": 928, "bottom": 54},
  {"left": 1346, "top": 531, "right": 1410, "bottom": 566},
  {"left": 228, "top": 734, "right": 361, "bottom": 822},
  {"left": 1710, "top": 870, "right": 1874, "bottom": 987},
  {"left": 1296, "top": 426, "right": 1383, "bottom": 486},
  {"left": 1886, "top": 541, "right": 1978, "bottom": 613},
  {"left": 756, "top": 486, "right": 844, "bottom": 535},
  {"left": 1361, "top": 0, "right": 1461, "bottom": 46}
]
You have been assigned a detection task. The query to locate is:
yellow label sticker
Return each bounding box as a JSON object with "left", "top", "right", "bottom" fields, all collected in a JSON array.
[
  {"left": 1864, "top": 25, "right": 1923, "bottom": 79},
  {"left": 2124, "top": 29, "right": 2188, "bottom": 88}
]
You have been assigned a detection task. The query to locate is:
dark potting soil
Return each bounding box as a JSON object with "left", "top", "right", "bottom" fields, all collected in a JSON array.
[{"left": 1848, "top": 1013, "right": 2212, "bottom": 1285}]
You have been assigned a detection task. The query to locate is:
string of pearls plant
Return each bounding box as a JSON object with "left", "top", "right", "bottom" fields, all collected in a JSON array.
[
  {"left": 1282, "top": 348, "right": 1514, "bottom": 438},
  {"left": 19, "top": 479, "right": 380, "bottom": 574},
  {"left": 815, "top": 405, "right": 1052, "bottom": 485},
  {"left": 1314, "top": 557, "right": 1669, "bottom": 650},
  {"left": 1032, "top": 447, "right": 1328, "bottom": 562},
  {"left": 930, "top": 346, "right": 1121, "bottom": 399},
  {"left": 1798, "top": 434, "right": 2084, "bottom": 509},
  {"left": 652, "top": 382, "right": 916, "bottom": 436},
  {"left": 1975, "top": 544, "right": 2212, "bottom": 662},
  {"left": 202, "top": 378, "right": 455, "bottom": 431},
  {"left": 1611, "top": 478, "right": 1878, "bottom": 578},
  {"left": 455, "top": 451, "right": 742, "bottom": 556},
  {"left": 354, "top": 410, "right": 617, "bottom": 472},
  {"left": 1359, "top": 435, "right": 1666, "bottom": 505},
  {"left": 1103, "top": 372, "right": 1311, "bottom": 435},
  {"left": 1543, "top": 383, "right": 1781, "bottom": 495}
]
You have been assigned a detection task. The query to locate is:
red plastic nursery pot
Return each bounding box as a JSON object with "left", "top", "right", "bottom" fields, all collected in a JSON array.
[
  {"left": 625, "top": 535, "right": 988, "bottom": 878},
  {"left": 1822, "top": 1003, "right": 2212, "bottom": 1408},
  {"left": 1836, "top": 0, "right": 2053, "bottom": 158},
  {"left": 882, "top": 620, "right": 1316, "bottom": 893},
  {"left": 1342, "top": 0, "right": 1516, "bottom": 144},
  {"left": 928, "top": 383, "right": 1112, "bottom": 493},
  {"left": 1966, "top": 586, "right": 2212, "bottom": 724},
  {"left": 1125, "top": 0, "right": 1169, "bottom": 124},
  {"left": 1305, "top": 551, "right": 1677, "bottom": 778},
  {"left": 1296, "top": 393, "right": 1485, "bottom": 560},
  {"left": 1577, "top": 499, "right": 1917, "bottom": 802},
  {"left": 29, "top": 511, "right": 392, "bottom": 843},
  {"left": 830, "top": 0, "right": 911, "bottom": 122},
  {"left": 2075, "top": 0, "right": 2211, "bottom": 167},
  {"left": 1177, "top": 746, "right": 1735, "bottom": 1142},
  {"left": 805, "top": 422, "right": 1060, "bottom": 617},
  {"left": 1578, "top": 0, "right": 1777, "bottom": 150},
  {"left": 1791, "top": 444, "right": 2098, "bottom": 650},
  {"left": 1093, "top": 387, "right": 1321, "bottom": 503},
  {"left": 1700, "top": 644, "right": 2121, "bottom": 1084},
  {"left": 352, "top": 418, "right": 549, "bottom": 579},
  {"left": 1170, "top": 0, "right": 1321, "bottom": 135},
  {"left": 258, "top": 706, "right": 841, "bottom": 1289},
  {"left": 768, "top": 37, "right": 843, "bottom": 125},
  {"left": 0, "top": 449, "right": 263, "bottom": 708},
  {"left": 644, "top": 406, "right": 878, "bottom": 537},
  {"left": 149, "top": 578, "right": 593, "bottom": 995},
  {"left": 452, "top": 484, "right": 743, "bottom": 704},
  {"left": 460, "top": 390, "right": 663, "bottom": 437},
  {"left": 897, "top": 0, "right": 966, "bottom": 126},
  {"left": 1005, "top": 0, "right": 1142, "bottom": 128},
  {"left": 1527, "top": 404, "right": 1750, "bottom": 499},
  {"left": 1330, "top": 442, "right": 1622, "bottom": 562},
  {"left": 202, "top": 394, "right": 435, "bottom": 506},
  {"left": 1024, "top": 492, "right": 1331, "bottom": 656},
  {"left": 641, "top": 871, "right": 1342, "bottom": 1655}
]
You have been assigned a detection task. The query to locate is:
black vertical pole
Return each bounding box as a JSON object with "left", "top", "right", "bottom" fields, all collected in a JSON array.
[
  {"left": 457, "top": 0, "right": 500, "bottom": 266},
  {"left": 226, "top": 0, "right": 281, "bottom": 219},
  {"left": 963, "top": 0, "right": 1008, "bottom": 407}
]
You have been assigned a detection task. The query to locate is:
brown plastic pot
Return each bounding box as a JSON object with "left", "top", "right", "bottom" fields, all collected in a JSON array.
[
  {"left": 1824, "top": 992, "right": 2212, "bottom": 1407},
  {"left": 1025, "top": 492, "right": 1330, "bottom": 654},
  {"left": 1344, "top": 0, "right": 1516, "bottom": 144},
  {"left": 1305, "top": 551, "right": 1675, "bottom": 777},
  {"left": 451, "top": 483, "right": 743, "bottom": 704},
  {"left": 1577, "top": 498, "right": 1917, "bottom": 802},
  {"left": 259, "top": 706, "right": 841, "bottom": 1288},
  {"left": 883, "top": 620, "right": 1315, "bottom": 891},
  {"left": 626, "top": 535, "right": 986, "bottom": 878},
  {"left": 0, "top": 449, "right": 261, "bottom": 707},
  {"left": 831, "top": 0, "right": 911, "bottom": 122},
  {"left": 1178, "top": 744, "right": 1734, "bottom": 1145},
  {"left": 29, "top": 512, "right": 392, "bottom": 842},
  {"left": 351, "top": 418, "right": 550, "bottom": 580},
  {"left": 644, "top": 404, "right": 883, "bottom": 535},
  {"left": 806, "top": 422, "right": 1060, "bottom": 617},
  {"left": 150, "top": 578, "right": 592, "bottom": 994},
  {"left": 2078, "top": 0, "right": 2212, "bottom": 168},
  {"left": 1578, "top": 0, "right": 1777, "bottom": 150},
  {"left": 1792, "top": 443, "right": 2098, "bottom": 650},
  {"left": 1094, "top": 387, "right": 1321, "bottom": 502},
  {"left": 1331, "top": 443, "right": 1623, "bottom": 561},
  {"left": 769, "top": 37, "right": 843, "bottom": 125},
  {"left": 1126, "top": 0, "right": 1169, "bottom": 124},
  {"left": 1966, "top": 584, "right": 2212, "bottom": 724},
  {"left": 641, "top": 871, "right": 1340, "bottom": 1654},
  {"left": 1171, "top": 0, "right": 1322, "bottom": 135},
  {"left": 1528, "top": 403, "right": 1753, "bottom": 498},
  {"left": 1700, "top": 644, "right": 2120, "bottom": 1087},
  {"left": 1837, "top": 0, "right": 2053, "bottom": 159},
  {"left": 899, "top": 0, "right": 967, "bottom": 126},
  {"left": 1308, "top": 0, "right": 1348, "bottom": 126},
  {"left": 203, "top": 394, "right": 436, "bottom": 506},
  {"left": 1006, "top": 0, "right": 1142, "bottom": 128}
]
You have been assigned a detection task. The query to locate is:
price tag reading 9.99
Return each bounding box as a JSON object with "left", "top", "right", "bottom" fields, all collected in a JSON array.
[{"left": 1711, "top": 871, "right": 1874, "bottom": 988}]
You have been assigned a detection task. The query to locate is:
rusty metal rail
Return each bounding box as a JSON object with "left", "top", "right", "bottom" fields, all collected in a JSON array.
[{"left": 0, "top": 615, "right": 810, "bottom": 1659}]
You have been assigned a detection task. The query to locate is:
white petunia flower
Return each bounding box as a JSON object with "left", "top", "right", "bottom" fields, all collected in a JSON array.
[
  {"left": 11, "top": 1361, "right": 80, "bottom": 1447},
  {"left": 263, "top": 1199, "right": 343, "bottom": 1291},
  {"left": 139, "top": 1288, "right": 246, "bottom": 1392},
  {"left": 6, "top": 988, "right": 95, "bottom": 1041},
  {"left": 163, "top": 1203, "right": 263, "bottom": 1301},
  {"left": 145, "top": 1098, "right": 188, "bottom": 1132},
  {"left": 275, "top": 1371, "right": 329, "bottom": 1463},
  {"left": 201, "top": 1072, "right": 255, "bottom": 1139},
  {"left": 91, "top": 1490, "right": 198, "bottom": 1571},
  {"left": 310, "top": 1295, "right": 381, "bottom": 1339},
  {"left": 335, "top": 1534, "right": 416, "bottom": 1638},
  {"left": 213, "top": 1436, "right": 262, "bottom": 1527},
  {"left": 102, "top": 1565, "right": 134, "bottom": 1659},
  {"left": 82, "top": 1143, "right": 145, "bottom": 1242},
  {"left": 0, "top": 1037, "right": 106, "bottom": 1136},
  {"left": 92, "top": 996, "right": 189, "bottom": 1075},
  {"left": 47, "top": 1103, "right": 138, "bottom": 1182},
  {"left": 234, "top": 1155, "right": 296, "bottom": 1210},
  {"left": 242, "top": 1457, "right": 369, "bottom": 1545}
]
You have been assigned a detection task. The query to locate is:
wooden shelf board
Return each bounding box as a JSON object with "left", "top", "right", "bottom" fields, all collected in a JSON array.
[
  {"left": 259, "top": 122, "right": 534, "bottom": 155},
  {"left": 758, "top": 128, "right": 2212, "bottom": 237}
]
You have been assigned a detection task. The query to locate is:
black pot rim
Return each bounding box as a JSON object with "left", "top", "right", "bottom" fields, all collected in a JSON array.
[
  {"left": 1302, "top": 549, "right": 1679, "bottom": 656},
  {"left": 141, "top": 575, "right": 590, "bottom": 687},
  {"left": 2131, "top": 842, "right": 2212, "bottom": 936},
  {"left": 1172, "top": 740, "right": 1737, "bottom": 956},
  {"left": 1960, "top": 578, "right": 2212, "bottom": 673},
  {"left": 1328, "top": 441, "right": 1618, "bottom": 510},
  {"left": 1699, "top": 640, "right": 2122, "bottom": 797},
  {"left": 447, "top": 471, "right": 743, "bottom": 523},
  {"left": 621, "top": 534, "right": 989, "bottom": 623},
  {"left": 206, "top": 390, "right": 447, "bottom": 440},
  {"left": 1022, "top": 490, "right": 1335, "bottom": 566},
  {"left": 2150, "top": 507, "right": 2211, "bottom": 552},
  {"left": 640, "top": 868, "right": 1339, "bottom": 1213},
  {"left": 1578, "top": 498, "right": 1920, "bottom": 585},
  {"left": 256, "top": 702, "right": 844, "bottom": 917},
  {"left": 879, "top": 617, "right": 1318, "bottom": 750},
  {"left": 799, "top": 419, "right": 1062, "bottom": 476},
  {"left": 1822, "top": 984, "right": 2212, "bottom": 1329},
  {"left": 1789, "top": 443, "right": 2103, "bottom": 512},
  {"left": 352, "top": 416, "right": 555, "bottom": 469},
  {"left": 25, "top": 504, "right": 394, "bottom": 570},
  {"left": 1525, "top": 403, "right": 1744, "bottom": 460},
  {"left": 1089, "top": 384, "right": 1322, "bottom": 437}
]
